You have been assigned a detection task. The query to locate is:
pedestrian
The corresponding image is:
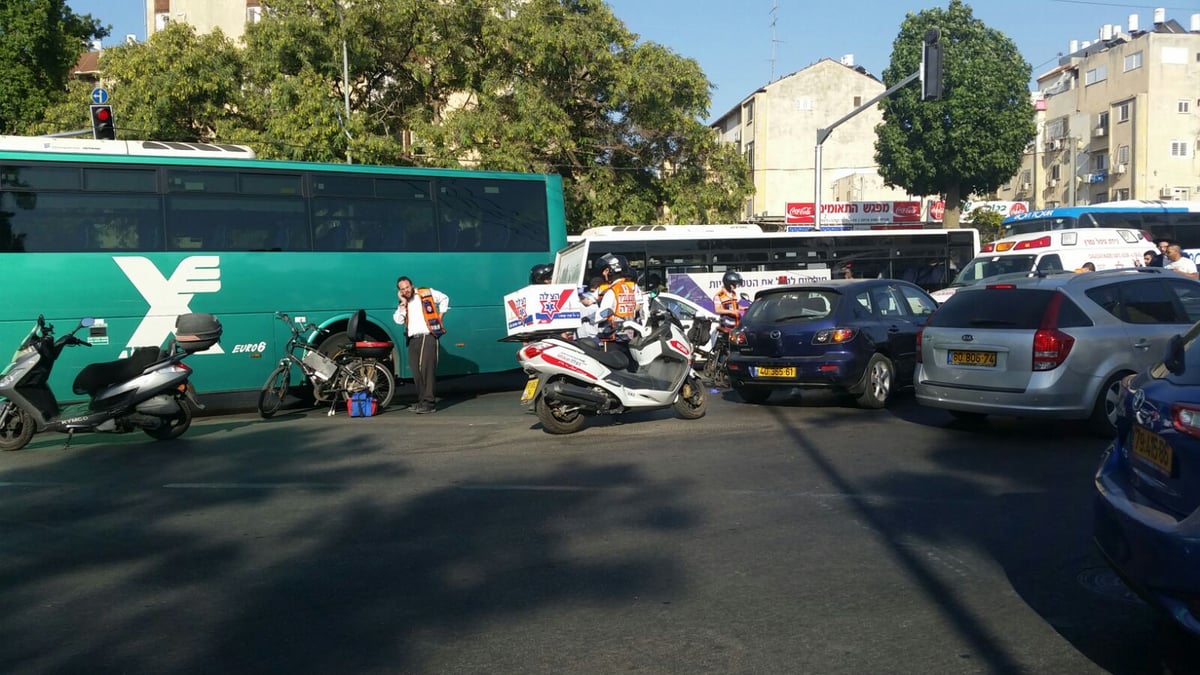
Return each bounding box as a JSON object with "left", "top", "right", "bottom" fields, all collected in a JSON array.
[
  {"left": 393, "top": 276, "right": 450, "bottom": 413},
  {"left": 1150, "top": 239, "right": 1171, "bottom": 267},
  {"left": 1164, "top": 244, "right": 1199, "bottom": 280},
  {"left": 1143, "top": 250, "right": 1157, "bottom": 266}
]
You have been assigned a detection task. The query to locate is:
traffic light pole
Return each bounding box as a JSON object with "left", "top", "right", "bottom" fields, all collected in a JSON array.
[{"left": 813, "top": 71, "right": 918, "bottom": 229}]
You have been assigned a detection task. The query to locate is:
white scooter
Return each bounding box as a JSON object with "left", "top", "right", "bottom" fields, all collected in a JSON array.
[{"left": 515, "top": 298, "right": 707, "bottom": 434}]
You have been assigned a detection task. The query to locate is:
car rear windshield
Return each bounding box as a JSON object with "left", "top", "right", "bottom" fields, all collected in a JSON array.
[
  {"left": 743, "top": 289, "right": 840, "bottom": 323},
  {"left": 928, "top": 288, "right": 1091, "bottom": 329},
  {"left": 953, "top": 254, "right": 1037, "bottom": 285}
]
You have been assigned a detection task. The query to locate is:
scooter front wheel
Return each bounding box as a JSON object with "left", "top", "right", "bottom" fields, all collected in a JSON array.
[
  {"left": 0, "top": 403, "right": 34, "bottom": 451},
  {"left": 673, "top": 375, "right": 708, "bottom": 420},
  {"left": 536, "top": 395, "right": 587, "bottom": 435},
  {"left": 144, "top": 395, "right": 193, "bottom": 441}
]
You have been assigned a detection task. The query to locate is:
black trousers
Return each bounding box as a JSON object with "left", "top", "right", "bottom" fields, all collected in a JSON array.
[{"left": 407, "top": 334, "right": 439, "bottom": 408}]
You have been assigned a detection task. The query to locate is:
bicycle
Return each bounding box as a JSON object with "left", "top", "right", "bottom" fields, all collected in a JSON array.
[
  {"left": 699, "top": 331, "right": 731, "bottom": 389},
  {"left": 257, "top": 312, "right": 396, "bottom": 418}
]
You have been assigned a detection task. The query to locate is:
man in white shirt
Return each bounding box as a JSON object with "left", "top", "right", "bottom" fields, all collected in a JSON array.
[
  {"left": 1165, "top": 245, "right": 1198, "bottom": 280},
  {"left": 393, "top": 276, "right": 451, "bottom": 413}
]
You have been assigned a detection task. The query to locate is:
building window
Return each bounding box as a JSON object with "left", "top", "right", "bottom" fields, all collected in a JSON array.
[
  {"left": 1123, "top": 51, "right": 1143, "bottom": 72},
  {"left": 1094, "top": 191, "right": 1108, "bottom": 203},
  {"left": 1085, "top": 65, "right": 1107, "bottom": 85},
  {"left": 1117, "top": 144, "right": 1129, "bottom": 164},
  {"left": 1179, "top": 100, "right": 1191, "bottom": 114},
  {"left": 853, "top": 96, "right": 862, "bottom": 107},
  {"left": 1171, "top": 140, "right": 1190, "bottom": 157},
  {"left": 1114, "top": 188, "right": 1130, "bottom": 200},
  {"left": 743, "top": 100, "right": 754, "bottom": 124},
  {"left": 1050, "top": 164, "right": 1061, "bottom": 180},
  {"left": 1116, "top": 101, "right": 1131, "bottom": 123},
  {"left": 1093, "top": 154, "right": 1109, "bottom": 171},
  {"left": 745, "top": 141, "right": 754, "bottom": 171}
]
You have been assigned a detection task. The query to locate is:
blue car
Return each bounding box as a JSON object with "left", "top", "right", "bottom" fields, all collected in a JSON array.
[
  {"left": 725, "top": 279, "right": 938, "bottom": 407},
  {"left": 1094, "top": 321, "right": 1200, "bottom": 637}
]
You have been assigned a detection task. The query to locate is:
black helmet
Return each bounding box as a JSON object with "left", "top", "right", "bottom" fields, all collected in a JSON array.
[
  {"left": 593, "top": 253, "right": 624, "bottom": 277},
  {"left": 529, "top": 263, "right": 554, "bottom": 284},
  {"left": 722, "top": 271, "right": 743, "bottom": 288}
]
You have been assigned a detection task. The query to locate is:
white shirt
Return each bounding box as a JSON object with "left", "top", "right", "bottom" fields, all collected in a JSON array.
[
  {"left": 1167, "top": 256, "right": 1198, "bottom": 277},
  {"left": 392, "top": 287, "right": 450, "bottom": 337}
]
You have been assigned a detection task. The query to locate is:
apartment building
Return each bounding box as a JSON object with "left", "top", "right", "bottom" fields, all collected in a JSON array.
[
  {"left": 145, "top": 0, "right": 262, "bottom": 41},
  {"left": 710, "top": 57, "right": 914, "bottom": 225},
  {"left": 999, "top": 9, "right": 1200, "bottom": 207}
]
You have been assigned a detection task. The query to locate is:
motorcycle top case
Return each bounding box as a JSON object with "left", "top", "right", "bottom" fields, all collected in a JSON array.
[
  {"left": 503, "top": 284, "right": 583, "bottom": 338},
  {"left": 174, "top": 313, "right": 222, "bottom": 353}
]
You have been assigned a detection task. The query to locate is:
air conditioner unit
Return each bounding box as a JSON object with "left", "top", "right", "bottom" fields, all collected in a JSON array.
[
  {"left": 1051, "top": 139, "right": 1064, "bottom": 150},
  {"left": 1050, "top": 179, "right": 1059, "bottom": 187},
  {"left": 1113, "top": 163, "right": 1127, "bottom": 174},
  {"left": 1093, "top": 126, "right": 1107, "bottom": 137},
  {"left": 1020, "top": 182, "right": 1031, "bottom": 191},
  {"left": 1161, "top": 187, "right": 1175, "bottom": 198}
]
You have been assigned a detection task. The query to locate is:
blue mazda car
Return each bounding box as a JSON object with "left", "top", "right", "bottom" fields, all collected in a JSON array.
[
  {"left": 1094, "top": 320, "right": 1200, "bottom": 637},
  {"left": 725, "top": 279, "right": 938, "bottom": 407}
]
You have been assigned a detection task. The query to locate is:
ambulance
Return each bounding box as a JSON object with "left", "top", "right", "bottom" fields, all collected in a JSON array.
[{"left": 931, "top": 227, "right": 1150, "bottom": 303}]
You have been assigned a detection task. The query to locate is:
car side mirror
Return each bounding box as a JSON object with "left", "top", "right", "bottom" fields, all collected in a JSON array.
[{"left": 1164, "top": 334, "right": 1186, "bottom": 375}]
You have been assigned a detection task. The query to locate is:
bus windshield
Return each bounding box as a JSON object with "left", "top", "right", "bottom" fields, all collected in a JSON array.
[
  {"left": 1001, "top": 216, "right": 1078, "bottom": 238},
  {"left": 952, "top": 254, "right": 1038, "bottom": 285}
]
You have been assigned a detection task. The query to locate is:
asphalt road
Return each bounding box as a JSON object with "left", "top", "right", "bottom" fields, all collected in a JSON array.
[{"left": 1, "top": 387, "right": 1196, "bottom": 674}]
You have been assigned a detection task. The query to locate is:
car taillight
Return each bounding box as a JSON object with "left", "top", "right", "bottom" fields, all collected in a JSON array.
[
  {"left": 732, "top": 330, "right": 747, "bottom": 345},
  {"left": 916, "top": 328, "right": 924, "bottom": 363},
  {"left": 986, "top": 284, "right": 1017, "bottom": 290},
  {"left": 1014, "top": 235, "right": 1052, "bottom": 250},
  {"left": 995, "top": 242, "right": 1016, "bottom": 252},
  {"left": 813, "top": 328, "right": 857, "bottom": 344},
  {"left": 1172, "top": 403, "right": 1200, "bottom": 439},
  {"left": 980, "top": 243, "right": 995, "bottom": 253},
  {"left": 1032, "top": 292, "right": 1074, "bottom": 371}
]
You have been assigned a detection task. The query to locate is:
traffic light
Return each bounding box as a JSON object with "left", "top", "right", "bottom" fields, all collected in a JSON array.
[
  {"left": 90, "top": 104, "right": 115, "bottom": 140},
  {"left": 921, "top": 28, "right": 944, "bottom": 101}
]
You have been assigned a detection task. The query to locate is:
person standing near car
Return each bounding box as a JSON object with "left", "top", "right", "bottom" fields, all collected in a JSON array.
[
  {"left": 1165, "top": 244, "right": 1198, "bottom": 280},
  {"left": 393, "top": 276, "right": 450, "bottom": 413}
]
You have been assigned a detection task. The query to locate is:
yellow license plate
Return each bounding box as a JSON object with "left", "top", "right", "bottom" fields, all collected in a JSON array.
[
  {"left": 520, "top": 378, "right": 538, "bottom": 404},
  {"left": 756, "top": 366, "right": 796, "bottom": 378},
  {"left": 1132, "top": 426, "right": 1173, "bottom": 475},
  {"left": 949, "top": 350, "right": 997, "bottom": 367}
]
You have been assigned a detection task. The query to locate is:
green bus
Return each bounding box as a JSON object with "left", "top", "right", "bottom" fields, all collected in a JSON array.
[{"left": 0, "top": 136, "right": 567, "bottom": 398}]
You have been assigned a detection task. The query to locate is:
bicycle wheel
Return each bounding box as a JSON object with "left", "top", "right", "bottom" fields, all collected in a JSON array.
[
  {"left": 345, "top": 358, "right": 396, "bottom": 411},
  {"left": 257, "top": 365, "right": 291, "bottom": 418}
]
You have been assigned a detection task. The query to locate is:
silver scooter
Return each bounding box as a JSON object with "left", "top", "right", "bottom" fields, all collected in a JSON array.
[{"left": 0, "top": 313, "right": 219, "bottom": 451}]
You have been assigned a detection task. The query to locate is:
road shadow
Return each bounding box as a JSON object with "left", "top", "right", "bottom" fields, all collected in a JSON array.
[{"left": 0, "top": 430, "right": 696, "bottom": 674}]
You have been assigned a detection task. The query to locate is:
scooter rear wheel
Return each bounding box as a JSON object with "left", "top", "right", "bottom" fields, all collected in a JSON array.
[
  {"left": 673, "top": 376, "right": 708, "bottom": 420},
  {"left": 144, "top": 395, "right": 193, "bottom": 441},
  {"left": 536, "top": 395, "right": 587, "bottom": 435},
  {"left": 0, "top": 403, "right": 34, "bottom": 451}
]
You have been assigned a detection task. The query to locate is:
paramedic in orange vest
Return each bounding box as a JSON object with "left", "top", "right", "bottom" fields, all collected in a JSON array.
[
  {"left": 592, "top": 254, "right": 642, "bottom": 368},
  {"left": 712, "top": 271, "right": 744, "bottom": 332},
  {"left": 393, "top": 276, "right": 450, "bottom": 414}
]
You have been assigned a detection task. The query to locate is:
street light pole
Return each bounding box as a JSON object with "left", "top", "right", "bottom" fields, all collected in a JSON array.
[{"left": 336, "top": 2, "right": 352, "bottom": 164}]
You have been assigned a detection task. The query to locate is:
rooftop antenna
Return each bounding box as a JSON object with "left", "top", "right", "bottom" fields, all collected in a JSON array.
[{"left": 769, "top": 0, "right": 779, "bottom": 81}]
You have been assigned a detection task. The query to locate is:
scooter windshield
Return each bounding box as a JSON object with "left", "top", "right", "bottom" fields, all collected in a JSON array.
[{"left": 10, "top": 323, "right": 39, "bottom": 362}]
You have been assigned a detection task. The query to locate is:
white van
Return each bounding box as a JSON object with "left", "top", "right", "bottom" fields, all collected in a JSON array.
[{"left": 931, "top": 228, "right": 1150, "bottom": 303}]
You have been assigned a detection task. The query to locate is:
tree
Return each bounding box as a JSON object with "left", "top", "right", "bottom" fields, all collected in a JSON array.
[
  {"left": 0, "top": 0, "right": 108, "bottom": 134},
  {"left": 966, "top": 207, "right": 1002, "bottom": 243},
  {"left": 874, "top": 0, "right": 1035, "bottom": 228}
]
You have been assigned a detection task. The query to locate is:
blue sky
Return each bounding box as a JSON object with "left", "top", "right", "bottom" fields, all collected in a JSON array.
[{"left": 71, "top": 0, "right": 1198, "bottom": 122}]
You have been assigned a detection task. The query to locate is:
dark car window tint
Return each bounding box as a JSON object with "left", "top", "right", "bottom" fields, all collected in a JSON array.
[
  {"left": 1086, "top": 284, "right": 1122, "bottom": 320},
  {"left": 928, "top": 289, "right": 1056, "bottom": 329},
  {"left": 1037, "top": 254, "right": 1064, "bottom": 272},
  {"left": 1166, "top": 279, "right": 1200, "bottom": 323},
  {"left": 1120, "top": 279, "right": 1187, "bottom": 324},
  {"left": 871, "top": 287, "right": 903, "bottom": 317},
  {"left": 852, "top": 291, "right": 873, "bottom": 319},
  {"left": 743, "top": 290, "right": 839, "bottom": 323}
]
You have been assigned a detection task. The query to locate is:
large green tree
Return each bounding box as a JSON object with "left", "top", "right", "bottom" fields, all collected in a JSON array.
[
  {"left": 874, "top": 0, "right": 1035, "bottom": 227},
  {"left": 0, "top": 0, "right": 108, "bottom": 134}
]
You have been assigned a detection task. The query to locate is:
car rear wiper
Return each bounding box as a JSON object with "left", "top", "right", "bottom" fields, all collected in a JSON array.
[{"left": 967, "top": 319, "right": 1018, "bottom": 327}]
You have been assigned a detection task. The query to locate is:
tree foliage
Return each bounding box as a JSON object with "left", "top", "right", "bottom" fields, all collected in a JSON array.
[
  {"left": 875, "top": 0, "right": 1035, "bottom": 227},
  {"left": 0, "top": 0, "right": 108, "bottom": 134}
]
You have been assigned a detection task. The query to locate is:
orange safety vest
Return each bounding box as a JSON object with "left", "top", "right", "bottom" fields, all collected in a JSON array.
[
  {"left": 597, "top": 279, "right": 638, "bottom": 341},
  {"left": 418, "top": 288, "right": 446, "bottom": 337},
  {"left": 713, "top": 287, "right": 741, "bottom": 331}
]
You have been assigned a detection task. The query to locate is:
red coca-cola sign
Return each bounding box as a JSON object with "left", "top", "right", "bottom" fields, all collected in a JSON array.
[
  {"left": 892, "top": 201, "right": 921, "bottom": 222},
  {"left": 785, "top": 202, "right": 815, "bottom": 224},
  {"left": 928, "top": 200, "right": 945, "bottom": 222},
  {"left": 1009, "top": 201, "right": 1028, "bottom": 215}
]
